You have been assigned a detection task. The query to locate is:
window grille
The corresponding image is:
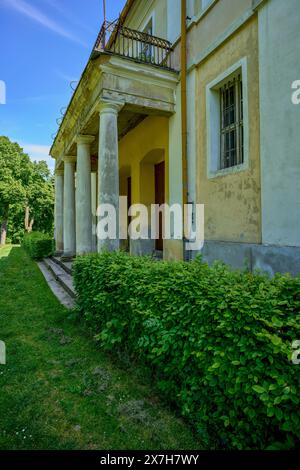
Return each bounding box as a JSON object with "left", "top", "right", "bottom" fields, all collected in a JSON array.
[{"left": 220, "top": 74, "right": 244, "bottom": 169}]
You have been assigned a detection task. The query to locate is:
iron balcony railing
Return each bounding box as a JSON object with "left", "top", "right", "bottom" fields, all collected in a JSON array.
[{"left": 94, "top": 19, "right": 174, "bottom": 71}]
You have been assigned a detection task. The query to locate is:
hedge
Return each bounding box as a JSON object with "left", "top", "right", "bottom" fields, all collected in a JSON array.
[
  {"left": 22, "top": 231, "right": 54, "bottom": 260},
  {"left": 73, "top": 252, "right": 300, "bottom": 449}
]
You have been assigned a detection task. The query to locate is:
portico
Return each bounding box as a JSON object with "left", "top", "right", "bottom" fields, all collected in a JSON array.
[{"left": 51, "top": 49, "right": 178, "bottom": 259}]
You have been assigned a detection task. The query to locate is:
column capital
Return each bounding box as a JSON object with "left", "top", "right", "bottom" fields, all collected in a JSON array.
[
  {"left": 76, "top": 134, "right": 95, "bottom": 145},
  {"left": 98, "top": 99, "right": 124, "bottom": 115},
  {"left": 63, "top": 155, "right": 77, "bottom": 164},
  {"left": 55, "top": 168, "right": 64, "bottom": 176}
]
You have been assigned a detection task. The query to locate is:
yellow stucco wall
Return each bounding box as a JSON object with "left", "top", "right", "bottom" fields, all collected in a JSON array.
[
  {"left": 118, "top": 115, "right": 170, "bottom": 255},
  {"left": 196, "top": 16, "right": 261, "bottom": 243},
  {"left": 119, "top": 115, "right": 169, "bottom": 207},
  {"left": 126, "top": 0, "right": 168, "bottom": 39}
]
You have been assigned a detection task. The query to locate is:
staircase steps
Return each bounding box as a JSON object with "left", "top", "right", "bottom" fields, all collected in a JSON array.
[
  {"left": 42, "top": 257, "right": 76, "bottom": 299},
  {"left": 38, "top": 260, "right": 75, "bottom": 309},
  {"left": 51, "top": 256, "right": 73, "bottom": 275}
]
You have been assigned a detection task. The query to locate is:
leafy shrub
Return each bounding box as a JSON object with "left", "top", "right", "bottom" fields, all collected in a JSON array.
[
  {"left": 22, "top": 231, "right": 54, "bottom": 260},
  {"left": 11, "top": 229, "right": 25, "bottom": 245},
  {"left": 73, "top": 252, "right": 300, "bottom": 449}
]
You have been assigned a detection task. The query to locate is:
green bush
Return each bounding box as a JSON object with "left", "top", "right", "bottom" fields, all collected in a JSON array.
[
  {"left": 22, "top": 231, "right": 54, "bottom": 260},
  {"left": 11, "top": 229, "right": 25, "bottom": 245},
  {"left": 73, "top": 252, "right": 300, "bottom": 449}
]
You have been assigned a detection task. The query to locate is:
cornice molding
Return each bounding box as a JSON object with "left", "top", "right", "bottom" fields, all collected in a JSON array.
[{"left": 100, "top": 57, "right": 179, "bottom": 89}]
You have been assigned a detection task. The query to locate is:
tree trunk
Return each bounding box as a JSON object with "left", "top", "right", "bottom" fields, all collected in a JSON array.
[
  {"left": 29, "top": 217, "right": 34, "bottom": 232},
  {"left": 0, "top": 206, "right": 9, "bottom": 246},
  {"left": 25, "top": 205, "right": 34, "bottom": 233},
  {"left": 24, "top": 205, "right": 29, "bottom": 231}
]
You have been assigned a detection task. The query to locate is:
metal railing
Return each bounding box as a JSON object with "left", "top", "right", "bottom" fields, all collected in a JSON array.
[{"left": 94, "top": 19, "right": 174, "bottom": 71}]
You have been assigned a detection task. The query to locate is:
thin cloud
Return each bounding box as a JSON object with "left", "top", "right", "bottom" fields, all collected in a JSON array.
[
  {"left": 44, "top": 0, "right": 95, "bottom": 34},
  {"left": 55, "top": 69, "right": 79, "bottom": 84},
  {"left": 10, "top": 93, "right": 66, "bottom": 104},
  {"left": 2, "top": 0, "right": 88, "bottom": 48},
  {"left": 20, "top": 142, "right": 54, "bottom": 170}
]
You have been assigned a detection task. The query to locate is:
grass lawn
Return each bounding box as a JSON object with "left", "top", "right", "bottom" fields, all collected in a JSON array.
[{"left": 0, "top": 245, "right": 201, "bottom": 450}]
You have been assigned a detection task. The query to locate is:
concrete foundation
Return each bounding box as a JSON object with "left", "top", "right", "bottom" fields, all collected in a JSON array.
[{"left": 193, "top": 240, "right": 300, "bottom": 277}]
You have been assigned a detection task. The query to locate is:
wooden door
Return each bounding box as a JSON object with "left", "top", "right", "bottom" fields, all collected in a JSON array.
[{"left": 154, "top": 161, "right": 165, "bottom": 251}]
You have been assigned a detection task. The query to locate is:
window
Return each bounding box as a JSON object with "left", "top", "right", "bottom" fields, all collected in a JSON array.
[
  {"left": 219, "top": 74, "right": 244, "bottom": 169},
  {"left": 142, "top": 18, "right": 153, "bottom": 61},
  {"left": 206, "top": 58, "right": 248, "bottom": 178},
  {"left": 143, "top": 18, "right": 153, "bottom": 36}
]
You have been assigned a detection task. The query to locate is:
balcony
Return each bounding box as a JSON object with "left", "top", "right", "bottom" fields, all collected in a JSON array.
[
  {"left": 93, "top": 19, "right": 175, "bottom": 71},
  {"left": 51, "top": 19, "right": 179, "bottom": 165}
]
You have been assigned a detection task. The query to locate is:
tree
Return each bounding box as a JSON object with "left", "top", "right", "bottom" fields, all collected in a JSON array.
[
  {"left": 0, "top": 137, "right": 29, "bottom": 245},
  {"left": 25, "top": 160, "right": 54, "bottom": 235},
  {"left": 0, "top": 136, "right": 54, "bottom": 245}
]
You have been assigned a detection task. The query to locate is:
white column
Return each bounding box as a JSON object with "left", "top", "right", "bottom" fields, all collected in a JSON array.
[
  {"left": 63, "top": 156, "right": 76, "bottom": 258},
  {"left": 75, "top": 135, "right": 94, "bottom": 255},
  {"left": 98, "top": 100, "right": 123, "bottom": 252},
  {"left": 91, "top": 172, "right": 97, "bottom": 252},
  {"left": 54, "top": 169, "right": 64, "bottom": 254}
]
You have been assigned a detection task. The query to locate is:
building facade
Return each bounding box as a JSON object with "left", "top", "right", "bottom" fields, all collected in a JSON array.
[{"left": 51, "top": 0, "right": 300, "bottom": 276}]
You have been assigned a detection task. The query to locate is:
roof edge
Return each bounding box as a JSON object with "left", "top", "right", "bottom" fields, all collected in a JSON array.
[{"left": 119, "top": 0, "right": 137, "bottom": 26}]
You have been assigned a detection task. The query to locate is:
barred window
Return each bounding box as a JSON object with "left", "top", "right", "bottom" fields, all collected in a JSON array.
[{"left": 220, "top": 74, "right": 244, "bottom": 169}]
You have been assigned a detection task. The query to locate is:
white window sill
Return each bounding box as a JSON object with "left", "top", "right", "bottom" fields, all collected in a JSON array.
[{"left": 208, "top": 162, "right": 248, "bottom": 180}]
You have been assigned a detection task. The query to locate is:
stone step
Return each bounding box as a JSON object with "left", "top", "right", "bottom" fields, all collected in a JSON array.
[
  {"left": 51, "top": 256, "right": 73, "bottom": 275},
  {"left": 43, "top": 257, "right": 76, "bottom": 299},
  {"left": 38, "top": 261, "right": 75, "bottom": 309}
]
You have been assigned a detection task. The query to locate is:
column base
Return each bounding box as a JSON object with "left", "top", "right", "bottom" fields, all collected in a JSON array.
[
  {"left": 54, "top": 250, "right": 63, "bottom": 257},
  {"left": 61, "top": 252, "right": 76, "bottom": 262}
]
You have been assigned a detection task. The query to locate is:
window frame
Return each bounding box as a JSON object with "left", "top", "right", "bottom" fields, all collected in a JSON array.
[
  {"left": 139, "top": 13, "right": 155, "bottom": 61},
  {"left": 142, "top": 18, "right": 154, "bottom": 60},
  {"left": 206, "top": 57, "right": 249, "bottom": 179},
  {"left": 219, "top": 73, "right": 244, "bottom": 170}
]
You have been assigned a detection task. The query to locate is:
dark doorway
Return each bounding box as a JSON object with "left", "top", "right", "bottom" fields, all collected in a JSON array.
[{"left": 154, "top": 161, "right": 165, "bottom": 251}]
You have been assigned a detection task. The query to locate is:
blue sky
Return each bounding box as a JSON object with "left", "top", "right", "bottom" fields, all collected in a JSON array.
[{"left": 0, "top": 0, "right": 126, "bottom": 171}]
